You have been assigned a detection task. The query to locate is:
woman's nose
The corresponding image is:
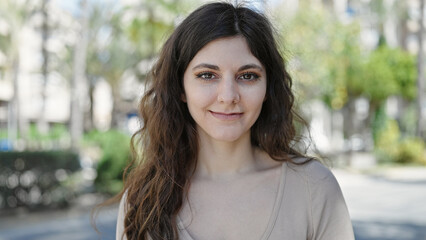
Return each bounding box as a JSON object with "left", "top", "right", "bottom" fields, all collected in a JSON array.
[{"left": 217, "top": 75, "right": 240, "bottom": 104}]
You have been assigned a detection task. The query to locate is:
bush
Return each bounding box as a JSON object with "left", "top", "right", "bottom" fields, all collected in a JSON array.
[
  {"left": 375, "top": 119, "right": 426, "bottom": 165},
  {"left": 396, "top": 138, "right": 426, "bottom": 165},
  {"left": 375, "top": 119, "right": 400, "bottom": 163},
  {"left": 83, "top": 130, "right": 131, "bottom": 195},
  {"left": 0, "top": 151, "right": 81, "bottom": 211}
]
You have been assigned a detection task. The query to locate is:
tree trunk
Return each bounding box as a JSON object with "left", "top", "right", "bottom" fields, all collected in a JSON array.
[
  {"left": 85, "top": 84, "right": 94, "bottom": 131},
  {"left": 70, "top": 0, "right": 89, "bottom": 150},
  {"left": 416, "top": 0, "right": 425, "bottom": 138},
  {"left": 38, "top": 0, "right": 49, "bottom": 134},
  {"left": 9, "top": 57, "right": 20, "bottom": 149}
]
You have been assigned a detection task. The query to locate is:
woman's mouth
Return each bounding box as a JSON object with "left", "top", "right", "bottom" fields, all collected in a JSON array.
[{"left": 209, "top": 111, "right": 243, "bottom": 121}]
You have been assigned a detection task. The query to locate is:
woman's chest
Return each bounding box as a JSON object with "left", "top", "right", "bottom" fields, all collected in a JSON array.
[{"left": 178, "top": 170, "right": 282, "bottom": 240}]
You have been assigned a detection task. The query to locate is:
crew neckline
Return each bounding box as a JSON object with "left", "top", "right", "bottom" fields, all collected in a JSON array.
[{"left": 177, "top": 162, "right": 288, "bottom": 240}]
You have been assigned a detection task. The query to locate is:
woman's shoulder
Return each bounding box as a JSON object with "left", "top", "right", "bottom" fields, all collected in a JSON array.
[
  {"left": 285, "top": 157, "right": 354, "bottom": 239},
  {"left": 285, "top": 157, "right": 336, "bottom": 184}
]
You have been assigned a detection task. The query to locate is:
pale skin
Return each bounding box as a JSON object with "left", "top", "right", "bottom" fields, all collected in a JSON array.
[{"left": 180, "top": 36, "right": 283, "bottom": 240}]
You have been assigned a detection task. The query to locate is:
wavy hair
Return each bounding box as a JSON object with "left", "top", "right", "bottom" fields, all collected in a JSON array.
[{"left": 119, "top": 2, "right": 309, "bottom": 239}]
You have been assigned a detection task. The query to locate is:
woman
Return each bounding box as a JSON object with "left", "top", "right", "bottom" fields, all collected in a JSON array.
[{"left": 116, "top": 2, "right": 354, "bottom": 240}]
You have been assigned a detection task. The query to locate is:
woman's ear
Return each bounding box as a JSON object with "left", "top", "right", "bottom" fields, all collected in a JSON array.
[{"left": 181, "top": 93, "right": 187, "bottom": 102}]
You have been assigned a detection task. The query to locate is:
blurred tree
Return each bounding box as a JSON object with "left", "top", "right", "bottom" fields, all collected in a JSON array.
[
  {"left": 0, "top": 1, "right": 37, "bottom": 147},
  {"left": 361, "top": 45, "right": 416, "bottom": 146},
  {"left": 366, "top": 0, "right": 424, "bottom": 139},
  {"left": 38, "top": 0, "right": 50, "bottom": 134},
  {"left": 70, "top": 0, "right": 90, "bottom": 150},
  {"left": 280, "top": 1, "right": 364, "bottom": 142},
  {"left": 83, "top": 0, "right": 198, "bottom": 129},
  {"left": 367, "top": 0, "right": 411, "bottom": 48},
  {"left": 356, "top": 45, "right": 416, "bottom": 113},
  {"left": 121, "top": 0, "right": 196, "bottom": 60},
  {"left": 279, "top": 0, "right": 417, "bottom": 151},
  {"left": 280, "top": 1, "right": 362, "bottom": 110},
  {"left": 416, "top": 0, "right": 425, "bottom": 138},
  {"left": 84, "top": 2, "right": 139, "bottom": 129}
]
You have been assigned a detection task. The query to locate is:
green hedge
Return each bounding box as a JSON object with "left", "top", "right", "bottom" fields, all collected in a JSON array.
[
  {"left": 83, "top": 130, "right": 131, "bottom": 195},
  {"left": 0, "top": 151, "right": 81, "bottom": 211},
  {"left": 375, "top": 119, "right": 426, "bottom": 165}
]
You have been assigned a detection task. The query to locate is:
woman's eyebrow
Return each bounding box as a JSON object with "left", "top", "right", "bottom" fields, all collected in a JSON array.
[
  {"left": 238, "top": 64, "right": 263, "bottom": 72},
  {"left": 192, "top": 63, "right": 219, "bottom": 71},
  {"left": 192, "top": 63, "right": 264, "bottom": 72}
]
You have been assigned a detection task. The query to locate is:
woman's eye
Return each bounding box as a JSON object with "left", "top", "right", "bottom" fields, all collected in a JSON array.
[
  {"left": 239, "top": 73, "right": 259, "bottom": 81},
  {"left": 196, "top": 72, "right": 215, "bottom": 80}
]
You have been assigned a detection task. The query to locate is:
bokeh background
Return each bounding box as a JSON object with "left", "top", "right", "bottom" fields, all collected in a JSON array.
[{"left": 0, "top": 0, "right": 425, "bottom": 239}]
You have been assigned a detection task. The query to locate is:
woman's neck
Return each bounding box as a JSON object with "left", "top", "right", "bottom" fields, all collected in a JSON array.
[{"left": 194, "top": 130, "right": 259, "bottom": 179}]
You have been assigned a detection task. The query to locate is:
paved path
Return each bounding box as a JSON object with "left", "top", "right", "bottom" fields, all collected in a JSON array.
[
  {"left": 0, "top": 205, "right": 117, "bottom": 240},
  {"left": 334, "top": 169, "right": 426, "bottom": 240},
  {"left": 0, "top": 168, "right": 425, "bottom": 240}
]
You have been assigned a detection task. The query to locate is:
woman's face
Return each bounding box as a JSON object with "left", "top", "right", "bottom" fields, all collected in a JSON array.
[{"left": 183, "top": 36, "right": 267, "bottom": 143}]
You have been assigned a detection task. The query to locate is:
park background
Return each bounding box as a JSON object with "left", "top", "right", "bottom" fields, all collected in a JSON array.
[{"left": 0, "top": 0, "right": 425, "bottom": 239}]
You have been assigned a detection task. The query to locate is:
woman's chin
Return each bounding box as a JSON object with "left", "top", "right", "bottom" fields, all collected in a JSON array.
[{"left": 209, "top": 131, "right": 248, "bottom": 143}]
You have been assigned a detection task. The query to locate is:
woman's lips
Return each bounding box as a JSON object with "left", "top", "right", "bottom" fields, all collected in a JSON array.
[{"left": 209, "top": 111, "right": 243, "bottom": 121}]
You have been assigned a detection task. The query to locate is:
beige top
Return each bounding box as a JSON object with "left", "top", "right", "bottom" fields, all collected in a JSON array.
[{"left": 116, "top": 160, "right": 354, "bottom": 240}]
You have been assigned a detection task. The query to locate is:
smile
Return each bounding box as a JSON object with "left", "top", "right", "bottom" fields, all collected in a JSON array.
[{"left": 209, "top": 111, "right": 243, "bottom": 121}]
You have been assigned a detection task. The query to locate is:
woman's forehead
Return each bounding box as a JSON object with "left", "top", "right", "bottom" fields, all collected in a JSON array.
[{"left": 187, "top": 36, "right": 264, "bottom": 70}]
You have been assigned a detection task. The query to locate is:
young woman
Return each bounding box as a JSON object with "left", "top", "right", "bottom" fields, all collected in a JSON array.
[{"left": 115, "top": 2, "right": 354, "bottom": 240}]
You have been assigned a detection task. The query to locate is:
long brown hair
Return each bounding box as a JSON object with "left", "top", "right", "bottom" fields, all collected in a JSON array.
[{"left": 119, "top": 2, "right": 308, "bottom": 239}]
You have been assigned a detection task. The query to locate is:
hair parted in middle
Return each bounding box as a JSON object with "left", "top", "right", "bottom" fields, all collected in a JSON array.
[{"left": 121, "top": 2, "right": 308, "bottom": 239}]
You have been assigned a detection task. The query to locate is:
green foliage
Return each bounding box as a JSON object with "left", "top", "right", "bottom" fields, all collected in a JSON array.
[
  {"left": 26, "top": 123, "right": 69, "bottom": 141},
  {"left": 391, "top": 50, "right": 417, "bottom": 100},
  {"left": 281, "top": 3, "right": 418, "bottom": 161},
  {"left": 84, "top": 129, "right": 131, "bottom": 194},
  {"left": 357, "top": 51, "right": 398, "bottom": 102},
  {"left": 371, "top": 104, "right": 388, "bottom": 144},
  {"left": 120, "top": 0, "right": 191, "bottom": 59},
  {"left": 396, "top": 138, "right": 426, "bottom": 165},
  {"left": 356, "top": 46, "right": 416, "bottom": 104},
  {"left": 282, "top": 2, "right": 416, "bottom": 111},
  {"left": 375, "top": 119, "right": 426, "bottom": 165},
  {"left": 15, "top": 124, "right": 71, "bottom": 150},
  {"left": 0, "top": 129, "right": 7, "bottom": 139},
  {"left": 375, "top": 119, "right": 400, "bottom": 163},
  {"left": 49, "top": 124, "right": 69, "bottom": 140},
  {"left": 399, "top": 103, "right": 417, "bottom": 136},
  {"left": 282, "top": 2, "right": 362, "bottom": 110}
]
